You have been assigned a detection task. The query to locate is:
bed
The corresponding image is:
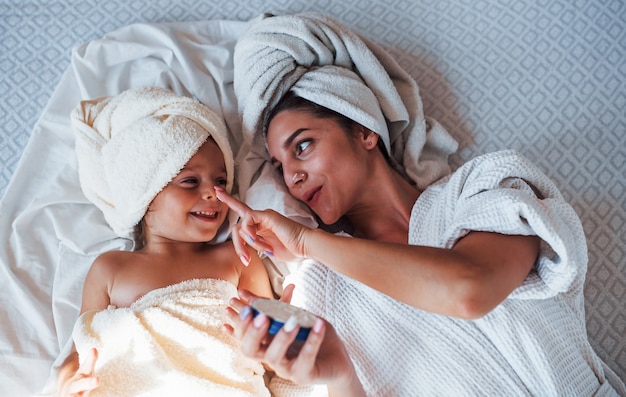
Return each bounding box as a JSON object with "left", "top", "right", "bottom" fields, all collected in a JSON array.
[{"left": 1, "top": 0, "right": 624, "bottom": 395}]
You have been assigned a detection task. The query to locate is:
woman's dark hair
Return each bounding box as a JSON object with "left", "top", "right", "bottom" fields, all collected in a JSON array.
[
  {"left": 263, "top": 91, "right": 359, "bottom": 138},
  {"left": 263, "top": 90, "right": 392, "bottom": 163}
]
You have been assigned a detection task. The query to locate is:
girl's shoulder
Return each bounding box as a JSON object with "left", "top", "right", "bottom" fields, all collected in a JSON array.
[
  {"left": 200, "top": 240, "right": 239, "bottom": 262},
  {"left": 93, "top": 248, "right": 139, "bottom": 268}
]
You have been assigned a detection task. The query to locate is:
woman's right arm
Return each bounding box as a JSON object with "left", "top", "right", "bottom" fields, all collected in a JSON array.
[{"left": 225, "top": 290, "right": 366, "bottom": 397}]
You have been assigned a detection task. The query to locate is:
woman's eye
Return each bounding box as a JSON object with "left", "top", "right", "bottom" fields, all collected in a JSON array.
[{"left": 295, "top": 139, "right": 312, "bottom": 155}]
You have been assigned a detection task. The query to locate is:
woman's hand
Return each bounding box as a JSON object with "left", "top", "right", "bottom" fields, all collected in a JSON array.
[
  {"left": 224, "top": 288, "right": 365, "bottom": 394},
  {"left": 56, "top": 348, "right": 100, "bottom": 397},
  {"left": 215, "top": 186, "right": 313, "bottom": 265}
]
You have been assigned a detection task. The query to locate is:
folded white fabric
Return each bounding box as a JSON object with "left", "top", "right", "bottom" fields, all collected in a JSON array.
[
  {"left": 234, "top": 11, "right": 459, "bottom": 221},
  {"left": 71, "top": 86, "right": 234, "bottom": 238}
]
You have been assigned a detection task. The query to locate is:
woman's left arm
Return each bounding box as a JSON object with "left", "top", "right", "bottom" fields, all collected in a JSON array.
[
  {"left": 303, "top": 228, "right": 539, "bottom": 319},
  {"left": 216, "top": 187, "right": 539, "bottom": 319}
]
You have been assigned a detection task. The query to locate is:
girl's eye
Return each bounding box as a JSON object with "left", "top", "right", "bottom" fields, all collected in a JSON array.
[
  {"left": 215, "top": 177, "right": 227, "bottom": 186},
  {"left": 295, "top": 139, "right": 312, "bottom": 155},
  {"left": 181, "top": 177, "right": 198, "bottom": 185}
]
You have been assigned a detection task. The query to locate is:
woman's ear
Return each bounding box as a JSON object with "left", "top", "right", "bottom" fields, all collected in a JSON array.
[{"left": 360, "top": 128, "right": 379, "bottom": 150}]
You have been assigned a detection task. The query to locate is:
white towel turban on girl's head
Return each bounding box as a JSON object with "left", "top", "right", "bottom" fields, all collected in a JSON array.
[{"left": 71, "top": 86, "right": 234, "bottom": 239}]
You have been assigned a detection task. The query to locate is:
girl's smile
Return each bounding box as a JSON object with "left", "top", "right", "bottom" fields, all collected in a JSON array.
[{"left": 144, "top": 138, "right": 229, "bottom": 243}]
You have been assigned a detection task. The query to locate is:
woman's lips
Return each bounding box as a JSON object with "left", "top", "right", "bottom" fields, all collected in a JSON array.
[{"left": 304, "top": 186, "right": 322, "bottom": 207}]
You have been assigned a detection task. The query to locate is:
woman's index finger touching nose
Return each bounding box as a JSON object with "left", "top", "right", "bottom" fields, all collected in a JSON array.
[{"left": 214, "top": 186, "right": 251, "bottom": 216}]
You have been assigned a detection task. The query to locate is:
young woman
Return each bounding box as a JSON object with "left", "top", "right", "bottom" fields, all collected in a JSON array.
[{"left": 217, "top": 93, "right": 624, "bottom": 396}]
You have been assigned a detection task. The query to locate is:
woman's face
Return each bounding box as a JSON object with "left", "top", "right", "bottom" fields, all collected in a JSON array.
[
  {"left": 266, "top": 109, "right": 375, "bottom": 225},
  {"left": 144, "top": 139, "right": 229, "bottom": 243}
]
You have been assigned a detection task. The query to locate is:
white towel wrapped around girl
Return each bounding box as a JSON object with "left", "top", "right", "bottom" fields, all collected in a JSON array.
[{"left": 73, "top": 279, "right": 268, "bottom": 397}]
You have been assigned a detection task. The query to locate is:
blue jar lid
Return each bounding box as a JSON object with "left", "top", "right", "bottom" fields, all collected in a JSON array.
[{"left": 250, "top": 299, "right": 315, "bottom": 341}]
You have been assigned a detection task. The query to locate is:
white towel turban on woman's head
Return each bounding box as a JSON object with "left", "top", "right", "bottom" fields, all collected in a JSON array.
[
  {"left": 234, "top": 11, "right": 459, "bottom": 224},
  {"left": 71, "top": 86, "right": 234, "bottom": 239},
  {"left": 289, "top": 66, "right": 390, "bottom": 150}
]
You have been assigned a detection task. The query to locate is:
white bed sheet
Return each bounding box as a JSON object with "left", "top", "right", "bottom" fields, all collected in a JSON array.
[{"left": 1, "top": 1, "right": 625, "bottom": 396}]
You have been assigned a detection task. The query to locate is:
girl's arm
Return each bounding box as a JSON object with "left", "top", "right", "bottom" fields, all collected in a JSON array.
[
  {"left": 216, "top": 187, "right": 538, "bottom": 319},
  {"left": 56, "top": 348, "right": 99, "bottom": 397},
  {"left": 56, "top": 255, "right": 112, "bottom": 395}
]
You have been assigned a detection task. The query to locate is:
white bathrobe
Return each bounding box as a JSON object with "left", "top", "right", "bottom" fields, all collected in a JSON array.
[{"left": 286, "top": 150, "right": 625, "bottom": 397}]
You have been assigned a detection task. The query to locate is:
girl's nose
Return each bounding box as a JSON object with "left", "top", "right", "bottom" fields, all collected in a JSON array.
[{"left": 202, "top": 185, "right": 216, "bottom": 200}]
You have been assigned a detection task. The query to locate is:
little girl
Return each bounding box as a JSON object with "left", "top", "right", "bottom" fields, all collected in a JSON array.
[{"left": 55, "top": 87, "right": 273, "bottom": 397}]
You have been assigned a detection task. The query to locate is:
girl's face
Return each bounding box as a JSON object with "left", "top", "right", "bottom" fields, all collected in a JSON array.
[
  {"left": 144, "top": 138, "right": 229, "bottom": 243},
  {"left": 266, "top": 109, "right": 375, "bottom": 225}
]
